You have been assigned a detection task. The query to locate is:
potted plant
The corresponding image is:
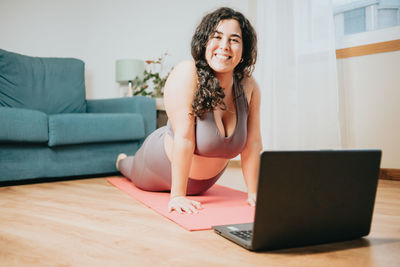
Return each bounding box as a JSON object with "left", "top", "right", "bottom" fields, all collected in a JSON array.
[{"left": 131, "top": 52, "right": 171, "bottom": 110}]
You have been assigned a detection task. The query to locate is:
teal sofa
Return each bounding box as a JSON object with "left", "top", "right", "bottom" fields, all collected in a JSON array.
[{"left": 0, "top": 49, "right": 156, "bottom": 183}]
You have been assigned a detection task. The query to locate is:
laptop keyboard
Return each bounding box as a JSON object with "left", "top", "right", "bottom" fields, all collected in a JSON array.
[{"left": 230, "top": 230, "right": 253, "bottom": 241}]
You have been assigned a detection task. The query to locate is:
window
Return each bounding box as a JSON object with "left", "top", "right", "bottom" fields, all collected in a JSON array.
[
  {"left": 378, "top": 8, "right": 400, "bottom": 29},
  {"left": 333, "top": 0, "right": 400, "bottom": 36},
  {"left": 344, "top": 7, "right": 366, "bottom": 34}
]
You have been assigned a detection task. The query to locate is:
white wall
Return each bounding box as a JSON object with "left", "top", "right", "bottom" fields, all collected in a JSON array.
[
  {"left": 334, "top": 21, "right": 400, "bottom": 169},
  {"left": 337, "top": 50, "right": 400, "bottom": 168},
  {"left": 0, "top": 0, "right": 249, "bottom": 99},
  {"left": 2, "top": 0, "right": 398, "bottom": 168}
]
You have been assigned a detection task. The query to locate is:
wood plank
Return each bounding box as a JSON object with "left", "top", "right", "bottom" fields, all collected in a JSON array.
[
  {"left": 336, "top": 39, "right": 400, "bottom": 59},
  {"left": 0, "top": 170, "right": 399, "bottom": 266}
]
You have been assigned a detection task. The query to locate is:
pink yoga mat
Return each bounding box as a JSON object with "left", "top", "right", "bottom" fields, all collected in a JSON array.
[{"left": 107, "top": 177, "right": 255, "bottom": 231}]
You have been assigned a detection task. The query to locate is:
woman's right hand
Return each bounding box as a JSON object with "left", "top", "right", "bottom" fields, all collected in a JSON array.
[{"left": 168, "top": 196, "right": 202, "bottom": 214}]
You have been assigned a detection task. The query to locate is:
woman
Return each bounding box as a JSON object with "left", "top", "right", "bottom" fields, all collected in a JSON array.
[{"left": 117, "top": 7, "right": 262, "bottom": 214}]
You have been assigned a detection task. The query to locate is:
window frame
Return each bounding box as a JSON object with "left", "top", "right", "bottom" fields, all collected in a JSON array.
[{"left": 333, "top": 0, "right": 400, "bottom": 57}]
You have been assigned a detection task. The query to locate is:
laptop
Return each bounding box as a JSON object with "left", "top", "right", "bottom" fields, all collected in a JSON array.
[{"left": 212, "top": 149, "right": 382, "bottom": 251}]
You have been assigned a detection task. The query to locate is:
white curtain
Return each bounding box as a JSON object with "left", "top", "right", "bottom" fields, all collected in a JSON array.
[{"left": 255, "top": 0, "right": 342, "bottom": 150}]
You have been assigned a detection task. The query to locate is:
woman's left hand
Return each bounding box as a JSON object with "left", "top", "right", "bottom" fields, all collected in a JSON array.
[{"left": 247, "top": 192, "right": 257, "bottom": 206}]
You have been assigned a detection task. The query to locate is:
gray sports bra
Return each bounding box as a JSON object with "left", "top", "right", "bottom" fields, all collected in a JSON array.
[{"left": 167, "top": 77, "right": 249, "bottom": 159}]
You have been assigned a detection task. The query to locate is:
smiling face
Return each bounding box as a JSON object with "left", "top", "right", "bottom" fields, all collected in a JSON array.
[{"left": 205, "top": 19, "right": 243, "bottom": 75}]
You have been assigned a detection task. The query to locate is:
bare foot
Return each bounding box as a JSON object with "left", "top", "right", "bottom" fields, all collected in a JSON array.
[{"left": 116, "top": 153, "right": 127, "bottom": 171}]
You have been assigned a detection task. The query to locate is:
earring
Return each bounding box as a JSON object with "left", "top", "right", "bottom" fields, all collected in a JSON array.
[{"left": 240, "top": 58, "right": 244, "bottom": 63}]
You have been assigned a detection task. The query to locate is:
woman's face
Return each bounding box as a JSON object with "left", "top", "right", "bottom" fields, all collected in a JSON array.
[{"left": 205, "top": 19, "right": 243, "bottom": 75}]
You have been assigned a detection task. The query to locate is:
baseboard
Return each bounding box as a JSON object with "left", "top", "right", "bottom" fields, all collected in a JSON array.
[
  {"left": 0, "top": 172, "right": 118, "bottom": 187},
  {"left": 228, "top": 160, "right": 241, "bottom": 168},
  {"left": 229, "top": 161, "right": 399, "bottom": 181},
  {"left": 380, "top": 168, "right": 400, "bottom": 181}
]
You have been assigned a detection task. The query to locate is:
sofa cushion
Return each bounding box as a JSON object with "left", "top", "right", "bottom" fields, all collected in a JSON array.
[
  {"left": 48, "top": 113, "right": 145, "bottom": 147},
  {"left": 0, "top": 107, "right": 48, "bottom": 142},
  {"left": 0, "top": 49, "right": 86, "bottom": 114}
]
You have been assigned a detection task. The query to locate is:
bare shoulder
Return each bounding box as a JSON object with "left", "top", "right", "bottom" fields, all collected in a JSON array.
[
  {"left": 173, "top": 60, "right": 197, "bottom": 73},
  {"left": 242, "top": 75, "right": 260, "bottom": 103},
  {"left": 164, "top": 60, "right": 197, "bottom": 95},
  {"left": 164, "top": 60, "right": 198, "bottom": 114},
  {"left": 166, "top": 60, "right": 197, "bottom": 85}
]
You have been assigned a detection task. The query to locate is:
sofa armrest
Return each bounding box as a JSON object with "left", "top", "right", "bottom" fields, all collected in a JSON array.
[{"left": 86, "top": 96, "right": 156, "bottom": 137}]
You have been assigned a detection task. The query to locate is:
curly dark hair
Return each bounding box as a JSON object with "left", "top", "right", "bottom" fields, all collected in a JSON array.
[{"left": 191, "top": 7, "right": 257, "bottom": 118}]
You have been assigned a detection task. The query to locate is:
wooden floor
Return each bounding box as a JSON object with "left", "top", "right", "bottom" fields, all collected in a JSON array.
[{"left": 1, "top": 167, "right": 400, "bottom": 267}]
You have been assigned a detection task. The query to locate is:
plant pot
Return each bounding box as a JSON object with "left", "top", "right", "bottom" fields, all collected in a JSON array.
[{"left": 155, "top": 97, "right": 165, "bottom": 111}]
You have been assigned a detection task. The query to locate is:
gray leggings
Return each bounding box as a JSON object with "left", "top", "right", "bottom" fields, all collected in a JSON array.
[{"left": 119, "top": 126, "right": 227, "bottom": 195}]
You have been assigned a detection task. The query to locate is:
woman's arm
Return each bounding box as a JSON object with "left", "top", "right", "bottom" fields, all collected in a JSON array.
[
  {"left": 163, "top": 60, "right": 200, "bottom": 213},
  {"left": 241, "top": 76, "right": 263, "bottom": 206}
]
